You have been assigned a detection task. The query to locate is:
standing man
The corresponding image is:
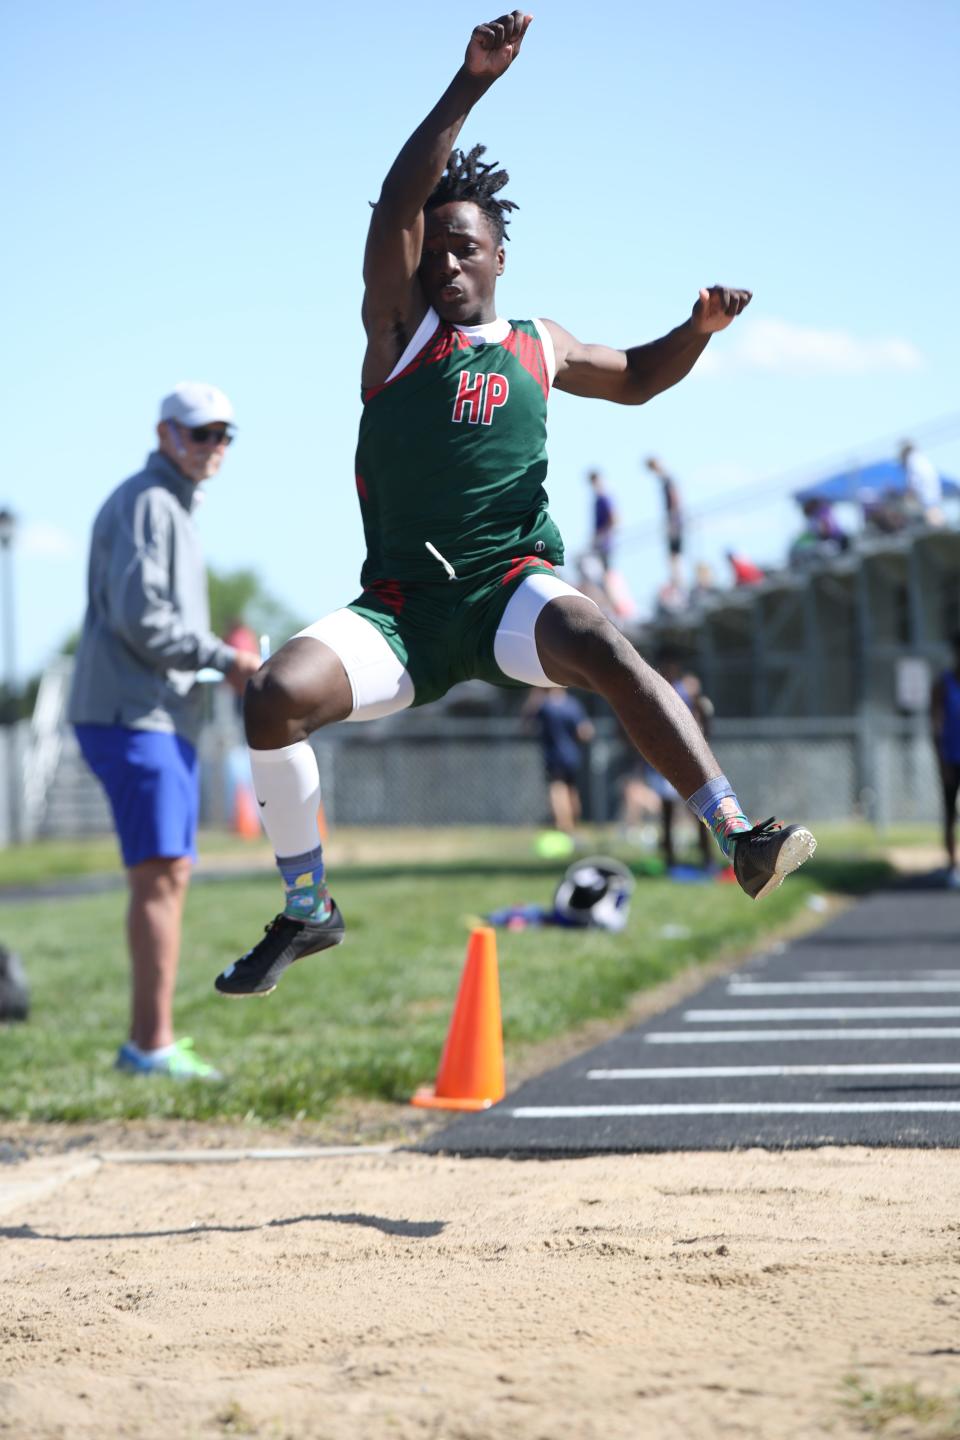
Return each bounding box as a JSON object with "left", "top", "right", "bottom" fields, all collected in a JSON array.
[
  {"left": 214, "top": 12, "right": 816, "bottom": 1000},
  {"left": 900, "top": 439, "right": 944, "bottom": 528},
  {"left": 649, "top": 653, "right": 715, "bottom": 872},
  {"left": 646, "top": 456, "right": 685, "bottom": 590},
  {"left": 587, "top": 470, "right": 617, "bottom": 571},
  {"left": 930, "top": 632, "right": 960, "bottom": 888},
  {"left": 69, "top": 382, "right": 260, "bottom": 1076},
  {"left": 525, "top": 687, "right": 595, "bottom": 837}
]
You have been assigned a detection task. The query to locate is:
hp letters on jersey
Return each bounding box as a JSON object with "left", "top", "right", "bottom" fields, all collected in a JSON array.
[{"left": 452, "top": 371, "right": 510, "bottom": 426}]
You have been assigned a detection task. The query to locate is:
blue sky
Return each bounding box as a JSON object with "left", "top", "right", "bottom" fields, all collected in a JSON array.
[{"left": 4, "top": 0, "right": 958, "bottom": 679}]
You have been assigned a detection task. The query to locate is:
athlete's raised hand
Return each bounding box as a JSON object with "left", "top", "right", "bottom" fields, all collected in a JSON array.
[
  {"left": 465, "top": 12, "right": 532, "bottom": 80},
  {"left": 691, "top": 286, "right": 752, "bottom": 335}
]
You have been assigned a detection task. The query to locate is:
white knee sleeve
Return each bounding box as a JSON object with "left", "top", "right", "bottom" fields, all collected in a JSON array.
[{"left": 250, "top": 741, "right": 323, "bottom": 858}]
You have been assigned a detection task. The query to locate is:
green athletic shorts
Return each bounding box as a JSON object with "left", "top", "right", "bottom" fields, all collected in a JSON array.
[{"left": 347, "top": 555, "right": 559, "bottom": 707}]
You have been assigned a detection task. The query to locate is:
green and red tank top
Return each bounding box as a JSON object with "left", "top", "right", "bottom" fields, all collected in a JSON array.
[{"left": 356, "top": 309, "right": 564, "bottom": 586}]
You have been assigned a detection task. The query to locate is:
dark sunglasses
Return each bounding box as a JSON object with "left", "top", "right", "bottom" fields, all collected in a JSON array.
[{"left": 182, "top": 424, "right": 235, "bottom": 446}]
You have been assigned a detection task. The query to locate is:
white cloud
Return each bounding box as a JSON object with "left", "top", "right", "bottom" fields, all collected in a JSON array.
[
  {"left": 698, "top": 317, "right": 924, "bottom": 377},
  {"left": 20, "top": 522, "right": 79, "bottom": 559}
]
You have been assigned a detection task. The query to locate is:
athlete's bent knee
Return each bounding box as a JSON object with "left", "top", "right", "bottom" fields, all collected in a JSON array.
[
  {"left": 243, "top": 662, "right": 299, "bottom": 746},
  {"left": 537, "top": 600, "right": 633, "bottom": 688},
  {"left": 244, "top": 642, "right": 352, "bottom": 747}
]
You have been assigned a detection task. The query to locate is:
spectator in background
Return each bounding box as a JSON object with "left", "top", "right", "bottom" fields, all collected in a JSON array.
[
  {"left": 654, "top": 575, "right": 689, "bottom": 617},
  {"left": 582, "top": 472, "right": 637, "bottom": 621},
  {"left": 646, "top": 456, "right": 685, "bottom": 588},
  {"left": 727, "top": 549, "right": 765, "bottom": 586},
  {"left": 524, "top": 687, "right": 595, "bottom": 837},
  {"left": 862, "top": 489, "right": 909, "bottom": 536},
  {"left": 68, "top": 382, "right": 261, "bottom": 1080},
  {"left": 619, "top": 767, "right": 662, "bottom": 849},
  {"left": 587, "top": 469, "right": 618, "bottom": 570},
  {"left": 930, "top": 632, "right": 960, "bottom": 888},
  {"left": 225, "top": 618, "right": 260, "bottom": 659},
  {"left": 901, "top": 439, "right": 945, "bottom": 528},
  {"left": 690, "top": 560, "right": 719, "bottom": 606},
  {"left": 647, "top": 652, "right": 715, "bottom": 871},
  {"left": 789, "top": 498, "right": 850, "bottom": 569},
  {"left": 574, "top": 550, "right": 614, "bottom": 615},
  {"left": 224, "top": 619, "right": 262, "bottom": 717}
]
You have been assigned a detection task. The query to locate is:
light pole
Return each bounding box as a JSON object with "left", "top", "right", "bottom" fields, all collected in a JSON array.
[{"left": 0, "top": 507, "right": 21, "bottom": 845}]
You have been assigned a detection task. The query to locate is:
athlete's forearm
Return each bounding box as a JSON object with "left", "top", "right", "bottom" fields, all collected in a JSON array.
[
  {"left": 624, "top": 319, "right": 710, "bottom": 404},
  {"left": 377, "top": 67, "right": 493, "bottom": 221}
]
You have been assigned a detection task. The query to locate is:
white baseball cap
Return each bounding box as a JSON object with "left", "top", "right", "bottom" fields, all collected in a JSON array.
[{"left": 159, "top": 381, "right": 235, "bottom": 428}]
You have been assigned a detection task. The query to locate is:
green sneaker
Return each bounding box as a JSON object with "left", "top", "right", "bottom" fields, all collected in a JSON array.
[{"left": 115, "top": 1037, "right": 223, "bottom": 1081}]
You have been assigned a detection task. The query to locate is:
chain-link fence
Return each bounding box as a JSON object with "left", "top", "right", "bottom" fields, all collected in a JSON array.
[
  {"left": 707, "top": 734, "right": 859, "bottom": 825},
  {"left": 314, "top": 730, "right": 545, "bottom": 827},
  {"left": 307, "top": 715, "right": 940, "bottom": 829},
  {"left": 5, "top": 709, "right": 944, "bottom": 844}
]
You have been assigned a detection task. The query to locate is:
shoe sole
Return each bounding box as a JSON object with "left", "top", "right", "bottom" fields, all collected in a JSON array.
[
  {"left": 216, "top": 931, "right": 345, "bottom": 999},
  {"left": 752, "top": 828, "right": 818, "bottom": 900},
  {"left": 115, "top": 1064, "right": 224, "bottom": 1080}
]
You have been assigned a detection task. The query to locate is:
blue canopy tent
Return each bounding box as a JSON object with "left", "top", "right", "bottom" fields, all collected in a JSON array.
[{"left": 794, "top": 460, "right": 960, "bottom": 506}]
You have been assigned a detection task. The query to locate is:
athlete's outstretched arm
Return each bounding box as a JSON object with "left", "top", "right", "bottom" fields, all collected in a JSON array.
[
  {"left": 362, "top": 13, "right": 531, "bottom": 380},
  {"left": 545, "top": 287, "right": 752, "bottom": 406}
]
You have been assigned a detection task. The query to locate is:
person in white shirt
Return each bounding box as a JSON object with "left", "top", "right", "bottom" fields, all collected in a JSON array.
[{"left": 900, "top": 440, "right": 944, "bottom": 527}]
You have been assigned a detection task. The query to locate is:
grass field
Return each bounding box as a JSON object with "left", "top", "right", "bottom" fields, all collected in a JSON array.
[{"left": 0, "top": 825, "right": 898, "bottom": 1125}]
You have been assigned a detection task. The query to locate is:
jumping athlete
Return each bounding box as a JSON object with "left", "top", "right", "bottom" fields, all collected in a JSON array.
[{"left": 214, "top": 11, "right": 817, "bottom": 999}]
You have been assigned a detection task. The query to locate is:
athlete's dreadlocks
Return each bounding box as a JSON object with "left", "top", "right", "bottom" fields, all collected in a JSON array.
[{"left": 425, "top": 144, "right": 518, "bottom": 242}]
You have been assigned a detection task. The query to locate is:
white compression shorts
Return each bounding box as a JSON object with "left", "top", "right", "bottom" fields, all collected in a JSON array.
[{"left": 294, "top": 571, "right": 597, "bottom": 722}]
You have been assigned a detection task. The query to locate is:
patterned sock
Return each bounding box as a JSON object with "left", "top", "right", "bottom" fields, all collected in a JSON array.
[
  {"left": 278, "top": 845, "right": 331, "bottom": 922},
  {"left": 686, "top": 776, "right": 752, "bottom": 861}
]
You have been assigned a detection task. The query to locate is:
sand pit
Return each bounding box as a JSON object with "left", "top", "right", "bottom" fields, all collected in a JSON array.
[{"left": 2, "top": 1139, "right": 959, "bottom": 1438}]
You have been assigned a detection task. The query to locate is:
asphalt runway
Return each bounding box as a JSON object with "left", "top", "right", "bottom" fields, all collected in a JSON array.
[{"left": 419, "top": 885, "right": 960, "bottom": 1155}]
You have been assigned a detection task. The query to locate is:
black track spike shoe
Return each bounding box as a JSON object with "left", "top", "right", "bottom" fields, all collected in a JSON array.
[
  {"left": 215, "top": 902, "right": 345, "bottom": 997},
  {"left": 732, "top": 818, "right": 817, "bottom": 900}
]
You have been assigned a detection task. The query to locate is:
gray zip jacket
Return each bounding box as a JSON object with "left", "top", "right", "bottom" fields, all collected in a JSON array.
[{"left": 68, "top": 451, "right": 237, "bottom": 746}]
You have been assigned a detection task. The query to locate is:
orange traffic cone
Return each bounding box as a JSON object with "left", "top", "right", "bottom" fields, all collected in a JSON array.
[
  {"left": 233, "top": 783, "right": 262, "bottom": 840},
  {"left": 411, "top": 926, "right": 505, "bottom": 1111}
]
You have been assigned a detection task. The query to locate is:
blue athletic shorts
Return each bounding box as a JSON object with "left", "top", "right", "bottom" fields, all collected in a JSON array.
[{"left": 74, "top": 724, "right": 199, "bottom": 867}]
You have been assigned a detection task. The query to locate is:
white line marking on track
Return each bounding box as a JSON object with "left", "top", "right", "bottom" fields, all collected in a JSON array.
[
  {"left": 96, "top": 1145, "right": 395, "bottom": 1164},
  {"left": 509, "top": 1102, "right": 960, "bottom": 1118},
  {"left": 645, "top": 1028, "right": 960, "bottom": 1043},
  {"left": 586, "top": 1064, "right": 960, "bottom": 1079},
  {"left": 0, "top": 1159, "right": 101, "bottom": 1219},
  {"left": 685, "top": 1007, "right": 960, "bottom": 1021},
  {"left": 727, "top": 981, "right": 960, "bottom": 995},
  {"left": 796, "top": 971, "right": 960, "bottom": 980}
]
